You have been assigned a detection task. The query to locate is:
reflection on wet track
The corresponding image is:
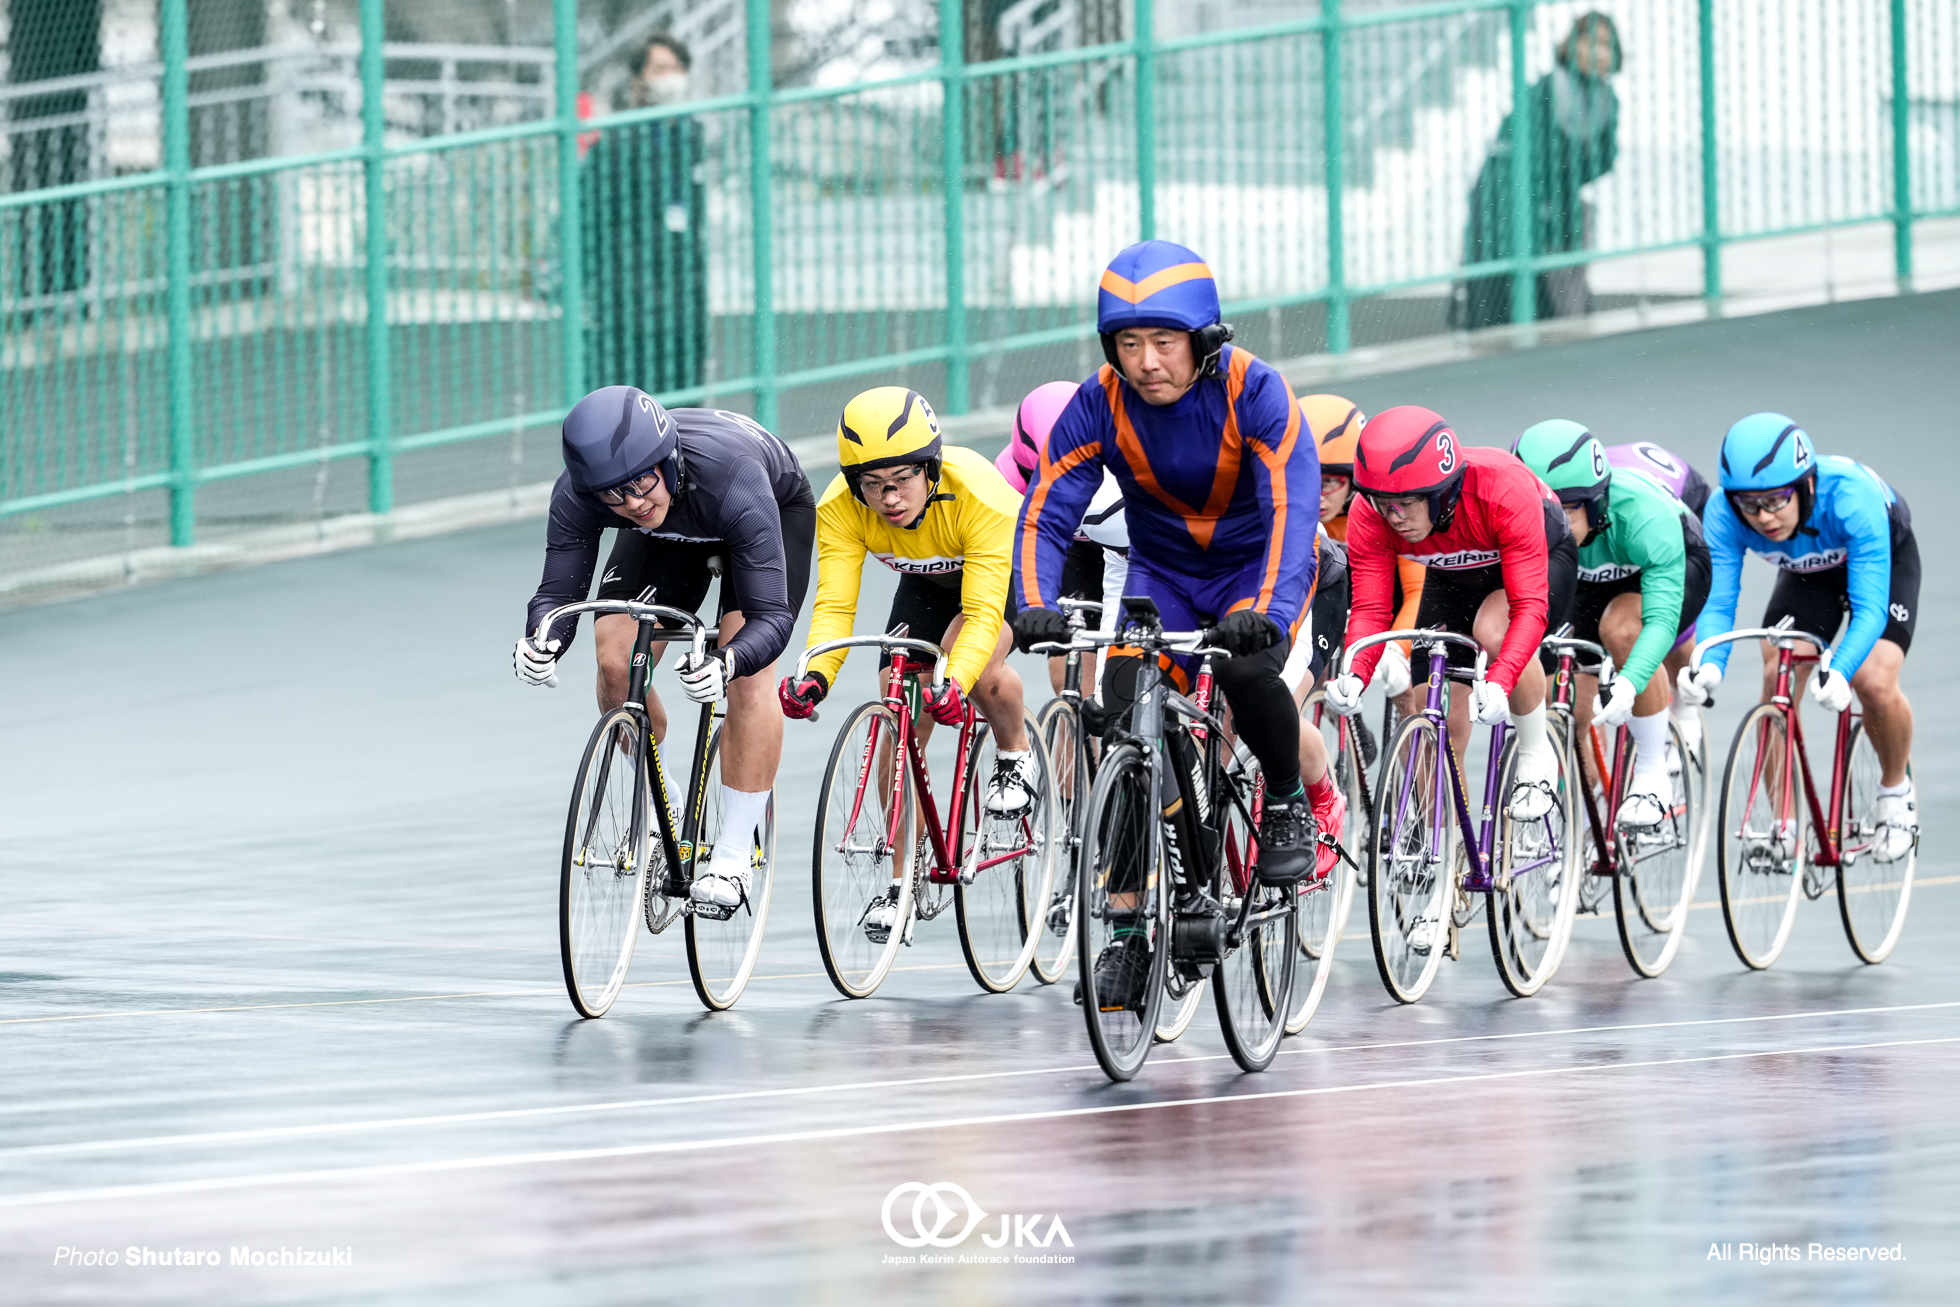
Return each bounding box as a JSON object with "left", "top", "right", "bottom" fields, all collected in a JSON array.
[{"left": 5, "top": 294, "right": 1959, "bottom": 1303}]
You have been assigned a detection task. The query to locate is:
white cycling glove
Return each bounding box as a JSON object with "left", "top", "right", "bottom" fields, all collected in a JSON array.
[
  {"left": 678, "top": 650, "right": 734, "bottom": 705},
  {"left": 1375, "top": 644, "right": 1412, "bottom": 698},
  {"left": 514, "top": 636, "right": 560, "bottom": 688},
  {"left": 1676, "top": 661, "right": 1721, "bottom": 707},
  {"left": 1470, "top": 679, "right": 1511, "bottom": 726},
  {"left": 1591, "top": 676, "right": 1637, "bottom": 729},
  {"left": 1325, "top": 672, "right": 1366, "bottom": 717},
  {"left": 1808, "top": 666, "right": 1853, "bottom": 714}
]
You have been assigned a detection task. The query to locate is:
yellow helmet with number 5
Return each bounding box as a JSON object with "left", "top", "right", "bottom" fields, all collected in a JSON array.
[{"left": 836, "top": 386, "right": 944, "bottom": 504}]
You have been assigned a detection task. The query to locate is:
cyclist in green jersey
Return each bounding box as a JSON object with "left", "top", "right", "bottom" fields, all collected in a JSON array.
[{"left": 1513, "top": 420, "right": 1712, "bottom": 826}]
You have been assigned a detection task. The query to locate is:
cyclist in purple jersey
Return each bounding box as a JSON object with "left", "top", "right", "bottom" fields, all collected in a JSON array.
[{"left": 1606, "top": 442, "right": 1711, "bottom": 519}]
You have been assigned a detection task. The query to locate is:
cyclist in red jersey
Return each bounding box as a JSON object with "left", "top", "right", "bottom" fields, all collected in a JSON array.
[{"left": 1326, "top": 405, "right": 1578, "bottom": 819}]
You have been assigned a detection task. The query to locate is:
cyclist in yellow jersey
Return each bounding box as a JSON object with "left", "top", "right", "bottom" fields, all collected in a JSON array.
[{"left": 781, "top": 387, "right": 1035, "bottom": 938}]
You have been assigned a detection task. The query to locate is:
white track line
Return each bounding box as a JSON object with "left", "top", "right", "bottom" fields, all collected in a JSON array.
[
  {"left": 7, "top": 999, "right": 1955, "bottom": 1159},
  {"left": 4, "top": 1034, "right": 1956, "bottom": 1210}
]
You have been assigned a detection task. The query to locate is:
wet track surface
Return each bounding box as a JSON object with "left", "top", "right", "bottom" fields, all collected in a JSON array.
[{"left": 4, "top": 293, "right": 1959, "bottom": 1304}]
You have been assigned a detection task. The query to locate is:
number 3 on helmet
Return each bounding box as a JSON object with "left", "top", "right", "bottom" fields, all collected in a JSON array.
[{"left": 1354, "top": 405, "right": 1471, "bottom": 528}]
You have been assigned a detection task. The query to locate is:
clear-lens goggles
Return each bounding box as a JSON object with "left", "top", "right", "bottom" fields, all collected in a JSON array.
[
  {"left": 1730, "top": 486, "right": 1797, "bottom": 517},
  {"left": 596, "top": 468, "right": 662, "bottom": 505}
]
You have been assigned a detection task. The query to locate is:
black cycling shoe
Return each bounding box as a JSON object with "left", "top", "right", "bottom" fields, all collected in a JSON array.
[
  {"left": 1256, "top": 792, "right": 1317, "bottom": 885},
  {"left": 1089, "top": 934, "right": 1151, "bottom": 1012}
]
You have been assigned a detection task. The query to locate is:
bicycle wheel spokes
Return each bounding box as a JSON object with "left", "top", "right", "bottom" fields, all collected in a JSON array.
[
  {"left": 1836, "top": 724, "right": 1913, "bottom": 963},
  {"left": 957, "top": 714, "right": 1058, "bottom": 993},
  {"left": 1031, "top": 700, "right": 1087, "bottom": 985},
  {"left": 1369, "top": 715, "right": 1451, "bottom": 1004},
  {"left": 1299, "top": 694, "right": 1362, "bottom": 964},
  {"left": 1613, "top": 717, "right": 1700, "bottom": 978},
  {"left": 813, "top": 703, "right": 915, "bottom": 998},
  {"left": 1216, "top": 876, "right": 1298, "bottom": 1073},
  {"left": 1077, "top": 743, "right": 1167, "bottom": 1082},
  {"left": 684, "top": 728, "right": 777, "bottom": 1011},
  {"left": 560, "top": 709, "right": 652, "bottom": 1018},
  {"left": 1717, "top": 702, "right": 1806, "bottom": 969},
  {"left": 1489, "top": 720, "right": 1580, "bottom": 998}
]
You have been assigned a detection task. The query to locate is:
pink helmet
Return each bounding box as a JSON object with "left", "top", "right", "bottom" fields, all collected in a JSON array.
[{"left": 996, "top": 381, "right": 1079, "bottom": 494}]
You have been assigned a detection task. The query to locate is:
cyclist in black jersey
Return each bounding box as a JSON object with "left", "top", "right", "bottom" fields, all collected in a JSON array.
[{"left": 516, "top": 386, "right": 816, "bottom": 911}]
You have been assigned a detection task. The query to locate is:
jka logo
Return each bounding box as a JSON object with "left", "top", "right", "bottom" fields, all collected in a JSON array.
[{"left": 882, "top": 1182, "right": 1073, "bottom": 1250}]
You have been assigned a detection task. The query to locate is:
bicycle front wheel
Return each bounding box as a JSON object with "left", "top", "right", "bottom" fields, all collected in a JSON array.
[
  {"left": 956, "top": 714, "right": 1059, "bottom": 993},
  {"left": 1612, "top": 716, "right": 1701, "bottom": 978},
  {"left": 1488, "top": 718, "right": 1581, "bottom": 998},
  {"left": 1214, "top": 773, "right": 1299, "bottom": 1072},
  {"left": 1836, "top": 725, "right": 1913, "bottom": 963},
  {"left": 1717, "top": 702, "right": 1806, "bottom": 969},
  {"left": 1077, "top": 742, "right": 1168, "bottom": 1082},
  {"left": 813, "top": 702, "right": 916, "bottom": 998},
  {"left": 1031, "top": 698, "right": 1088, "bottom": 985},
  {"left": 559, "top": 708, "right": 652, "bottom": 1018},
  {"left": 1369, "top": 713, "right": 1452, "bottom": 1004},
  {"left": 683, "top": 726, "right": 777, "bottom": 1011}
]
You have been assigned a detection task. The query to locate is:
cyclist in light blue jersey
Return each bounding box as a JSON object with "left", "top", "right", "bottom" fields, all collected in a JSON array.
[{"left": 1679, "top": 413, "right": 1918, "bottom": 860}]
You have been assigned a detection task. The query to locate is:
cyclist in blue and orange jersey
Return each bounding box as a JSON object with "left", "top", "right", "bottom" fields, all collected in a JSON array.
[
  {"left": 1326, "top": 405, "right": 1579, "bottom": 824},
  {"left": 1605, "top": 440, "right": 1712, "bottom": 519},
  {"left": 998, "top": 381, "right": 1131, "bottom": 695},
  {"left": 515, "top": 387, "right": 815, "bottom": 913},
  {"left": 1293, "top": 393, "right": 1427, "bottom": 715},
  {"left": 1680, "top": 413, "right": 1919, "bottom": 860},
  {"left": 1011, "top": 241, "right": 1339, "bottom": 924}
]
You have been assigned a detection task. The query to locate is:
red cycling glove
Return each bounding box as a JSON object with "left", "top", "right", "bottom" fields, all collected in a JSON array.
[{"left": 922, "top": 678, "right": 968, "bottom": 726}]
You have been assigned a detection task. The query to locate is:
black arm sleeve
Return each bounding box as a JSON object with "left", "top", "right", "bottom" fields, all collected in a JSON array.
[
  {"left": 524, "top": 473, "right": 614, "bottom": 652},
  {"left": 717, "top": 460, "right": 797, "bottom": 678}
]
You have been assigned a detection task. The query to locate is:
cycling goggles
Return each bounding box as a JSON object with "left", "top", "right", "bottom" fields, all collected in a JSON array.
[
  {"left": 1729, "top": 486, "right": 1797, "bottom": 517},
  {"left": 596, "top": 468, "right": 663, "bottom": 505}
]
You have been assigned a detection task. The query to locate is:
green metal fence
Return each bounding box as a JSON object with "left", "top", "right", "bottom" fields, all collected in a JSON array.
[{"left": 3, "top": 0, "right": 1956, "bottom": 574}]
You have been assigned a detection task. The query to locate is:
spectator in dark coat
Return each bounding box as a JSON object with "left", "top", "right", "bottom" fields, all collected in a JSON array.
[
  {"left": 584, "top": 34, "right": 708, "bottom": 395},
  {"left": 1452, "top": 12, "right": 1622, "bottom": 330}
]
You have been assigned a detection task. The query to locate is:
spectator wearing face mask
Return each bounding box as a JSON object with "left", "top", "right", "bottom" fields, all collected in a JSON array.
[{"left": 584, "top": 34, "right": 708, "bottom": 397}]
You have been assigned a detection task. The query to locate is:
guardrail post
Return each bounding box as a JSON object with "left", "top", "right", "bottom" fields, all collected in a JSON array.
[
  {"left": 362, "top": 0, "right": 393, "bottom": 514},
  {"left": 1698, "top": 0, "right": 1721, "bottom": 301},
  {"left": 1890, "top": 0, "right": 1913, "bottom": 283},
  {"left": 1506, "top": 0, "right": 1534, "bottom": 326},
  {"left": 556, "top": 0, "right": 586, "bottom": 417},
  {"left": 162, "top": 0, "right": 196, "bottom": 545},
  {"left": 1323, "top": 0, "right": 1348, "bottom": 354},
  {"left": 940, "top": 0, "right": 968, "bottom": 414},
  {"left": 1135, "top": 0, "right": 1156, "bottom": 241},
  {"left": 747, "top": 0, "right": 778, "bottom": 432}
]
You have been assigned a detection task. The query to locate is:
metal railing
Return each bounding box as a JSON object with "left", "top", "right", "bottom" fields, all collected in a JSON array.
[{"left": 2, "top": 0, "right": 1955, "bottom": 561}]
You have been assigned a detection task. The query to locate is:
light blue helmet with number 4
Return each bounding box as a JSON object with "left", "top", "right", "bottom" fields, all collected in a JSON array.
[{"left": 1718, "top": 412, "right": 1814, "bottom": 492}]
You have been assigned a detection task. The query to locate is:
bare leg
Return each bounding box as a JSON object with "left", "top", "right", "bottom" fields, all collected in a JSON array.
[
  {"left": 1849, "top": 639, "right": 1912, "bottom": 786},
  {"left": 595, "top": 612, "right": 669, "bottom": 745},
  {"left": 713, "top": 611, "right": 783, "bottom": 793}
]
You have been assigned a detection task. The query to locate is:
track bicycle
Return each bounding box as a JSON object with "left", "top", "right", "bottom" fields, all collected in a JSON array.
[
  {"left": 799, "top": 632, "right": 1059, "bottom": 998},
  {"left": 1069, "top": 597, "right": 1333, "bottom": 1080},
  {"left": 1348, "top": 629, "right": 1581, "bottom": 1003},
  {"left": 1695, "top": 618, "right": 1915, "bottom": 968},
  {"left": 1028, "top": 597, "right": 1106, "bottom": 986},
  {"left": 540, "top": 581, "right": 777, "bottom": 1018},
  {"left": 1546, "top": 633, "right": 1707, "bottom": 978}
]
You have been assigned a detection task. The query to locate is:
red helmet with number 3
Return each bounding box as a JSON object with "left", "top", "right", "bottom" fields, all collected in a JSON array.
[{"left": 1354, "top": 405, "right": 1469, "bottom": 529}]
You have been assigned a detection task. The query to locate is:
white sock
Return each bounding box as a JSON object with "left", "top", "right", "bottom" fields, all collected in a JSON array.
[
  {"left": 1628, "top": 710, "right": 1671, "bottom": 792},
  {"left": 995, "top": 749, "right": 1029, "bottom": 766},
  {"left": 707, "top": 784, "right": 770, "bottom": 880},
  {"left": 1509, "top": 703, "right": 1549, "bottom": 760},
  {"left": 1878, "top": 779, "right": 1913, "bottom": 798}
]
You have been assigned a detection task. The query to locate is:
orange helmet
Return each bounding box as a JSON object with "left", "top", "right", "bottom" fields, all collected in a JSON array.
[{"left": 1300, "top": 394, "right": 1364, "bottom": 478}]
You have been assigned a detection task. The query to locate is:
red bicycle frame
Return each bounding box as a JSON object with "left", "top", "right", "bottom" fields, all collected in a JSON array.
[{"left": 1745, "top": 644, "right": 1856, "bottom": 868}]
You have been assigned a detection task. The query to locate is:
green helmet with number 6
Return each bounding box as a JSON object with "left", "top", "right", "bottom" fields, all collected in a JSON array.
[{"left": 1512, "top": 418, "right": 1610, "bottom": 531}]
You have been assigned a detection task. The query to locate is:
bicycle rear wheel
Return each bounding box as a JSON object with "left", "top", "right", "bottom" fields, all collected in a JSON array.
[
  {"left": 559, "top": 708, "right": 652, "bottom": 1018},
  {"left": 1836, "top": 725, "right": 1913, "bottom": 963},
  {"left": 1077, "top": 742, "right": 1168, "bottom": 1082},
  {"left": 1612, "top": 717, "right": 1701, "bottom": 978},
  {"left": 1300, "top": 693, "right": 1364, "bottom": 965},
  {"left": 1215, "top": 770, "right": 1298, "bottom": 1072},
  {"left": 813, "top": 702, "right": 916, "bottom": 998},
  {"left": 956, "top": 714, "right": 1058, "bottom": 993},
  {"left": 1488, "top": 719, "right": 1580, "bottom": 998},
  {"left": 683, "top": 727, "right": 777, "bottom": 1011},
  {"left": 1031, "top": 698, "right": 1088, "bottom": 984},
  {"left": 1368, "top": 714, "right": 1452, "bottom": 1004},
  {"left": 1717, "top": 702, "right": 1806, "bottom": 969}
]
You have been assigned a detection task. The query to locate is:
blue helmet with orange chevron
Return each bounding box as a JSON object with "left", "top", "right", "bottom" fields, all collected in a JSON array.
[{"left": 1096, "top": 240, "right": 1234, "bottom": 376}]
